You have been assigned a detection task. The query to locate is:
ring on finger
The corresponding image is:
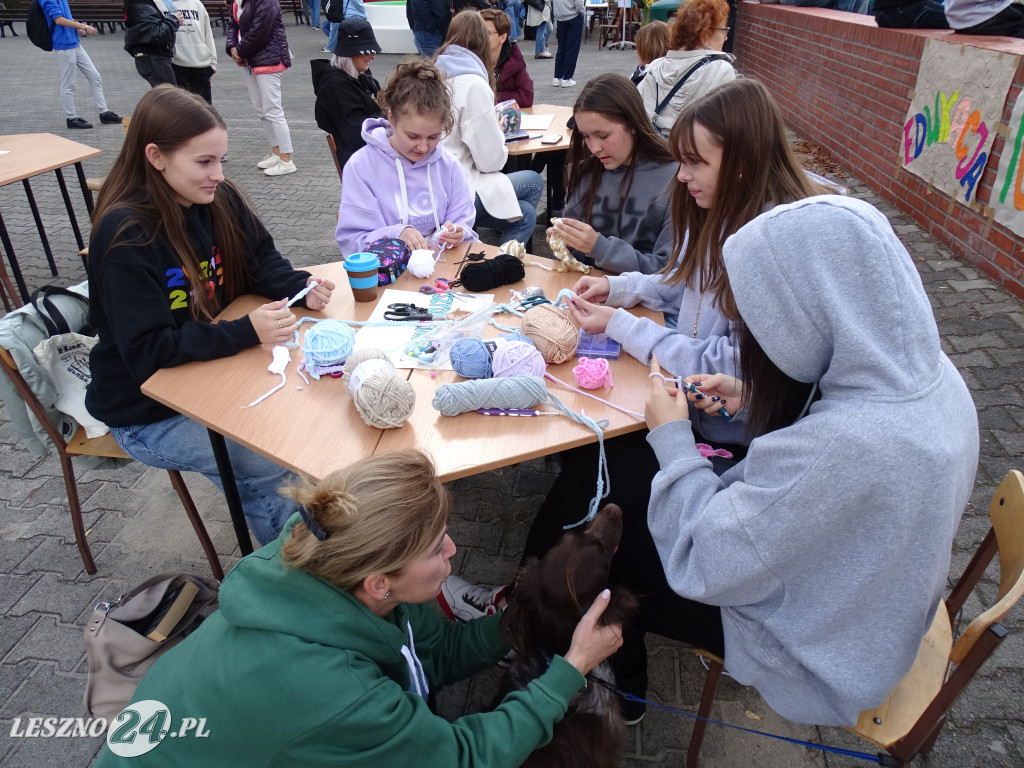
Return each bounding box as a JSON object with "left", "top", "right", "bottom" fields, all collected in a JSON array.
[{"left": 277, "top": 320, "right": 282, "bottom": 329}]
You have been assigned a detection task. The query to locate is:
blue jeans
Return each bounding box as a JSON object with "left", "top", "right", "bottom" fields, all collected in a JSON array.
[
  {"left": 554, "top": 14, "right": 583, "bottom": 80},
  {"left": 874, "top": 0, "right": 947, "bottom": 28},
  {"left": 413, "top": 29, "right": 444, "bottom": 57},
  {"left": 505, "top": 0, "right": 523, "bottom": 39},
  {"left": 534, "top": 20, "right": 552, "bottom": 54},
  {"left": 112, "top": 414, "right": 298, "bottom": 546},
  {"left": 323, "top": 20, "right": 339, "bottom": 51},
  {"left": 475, "top": 170, "right": 543, "bottom": 246},
  {"left": 308, "top": 0, "right": 319, "bottom": 27}
]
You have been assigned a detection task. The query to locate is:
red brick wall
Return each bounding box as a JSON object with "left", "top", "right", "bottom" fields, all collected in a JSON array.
[{"left": 733, "top": 2, "right": 1024, "bottom": 298}]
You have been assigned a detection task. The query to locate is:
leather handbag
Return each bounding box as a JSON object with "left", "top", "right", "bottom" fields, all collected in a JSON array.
[{"left": 83, "top": 574, "right": 220, "bottom": 721}]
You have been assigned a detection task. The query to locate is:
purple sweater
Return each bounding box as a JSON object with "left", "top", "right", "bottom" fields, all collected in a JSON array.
[{"left": 336, "top": 118, "right": 478, "bottom": 255}]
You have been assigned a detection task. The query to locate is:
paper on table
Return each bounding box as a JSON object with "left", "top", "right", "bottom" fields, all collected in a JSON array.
[
  {"left": 353, "top": 288, "right": 495, "bottom": 370},
  {"left": 520, "top": 114, "right": 554, "bottom": 131}
]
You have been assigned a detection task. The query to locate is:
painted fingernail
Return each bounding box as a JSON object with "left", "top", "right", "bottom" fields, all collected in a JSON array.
[
  {"left": 711, "top": 396, "right": 721, "bottom": 402},
  {"left": 694, "top": 394, "right": 705, "bottom": 400}
]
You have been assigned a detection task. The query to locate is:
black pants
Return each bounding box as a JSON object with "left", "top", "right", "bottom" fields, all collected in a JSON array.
[
  {"left": 522, "top": 431, "right": 740, "bottom": 698},
  {"left": 134, "top": 54, "right": 177, "bottom": 88},
  {"left": 874, "top": 0, "right": 948, "bottom": 28},
  {"left": 172, "top": 64, "right": 214, "bottom": 103},
  {"left": 955, "top": 2, "right": 1024, "bottom": 37},
  {"left": 531, "top": 149, "right": 566, "bottom": 213}
]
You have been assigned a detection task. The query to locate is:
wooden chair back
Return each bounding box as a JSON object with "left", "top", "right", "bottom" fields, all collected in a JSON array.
[{"left": 326, "top": 133, "right": 344, "bottom": 185}]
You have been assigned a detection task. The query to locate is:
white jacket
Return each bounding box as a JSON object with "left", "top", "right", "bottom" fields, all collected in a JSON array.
[
  {"left": 639, "top": 49, "right": 736, "bottom": 137},
  {"left": 436, "top": 45, "right": 521, "bottom": 221},
  {"left": 171, "top": 0, "right": 218, "bottom": 69}
]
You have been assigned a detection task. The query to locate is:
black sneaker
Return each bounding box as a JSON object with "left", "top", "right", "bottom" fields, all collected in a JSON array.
[
  {"left": 67, "top": 117, "right": 93, "bottom": 129},
  {"left": 99, "top": 111, "right": 122, "bottom": 125}
]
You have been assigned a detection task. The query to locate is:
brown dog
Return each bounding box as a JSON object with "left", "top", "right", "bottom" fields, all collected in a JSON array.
[{"left": 499, "top": 504, "right": 637, "bottom": 768}]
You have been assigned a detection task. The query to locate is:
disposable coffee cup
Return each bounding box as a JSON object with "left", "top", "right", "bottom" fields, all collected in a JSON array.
[{"left": 344, "top": 252, "right": 380, "bottom": 302}]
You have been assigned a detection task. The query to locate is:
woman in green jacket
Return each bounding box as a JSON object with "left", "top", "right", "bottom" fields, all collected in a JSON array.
[{"left": 95, "top": 449, "right": 622, "bottom": 767}]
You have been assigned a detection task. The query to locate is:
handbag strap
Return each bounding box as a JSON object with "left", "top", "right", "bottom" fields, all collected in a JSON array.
[
  {"left": 653, "top": 55, "right": 721, "bottom": 119},
  {"left": 29, "top": 286, "right": 88, "bottom": 337}
]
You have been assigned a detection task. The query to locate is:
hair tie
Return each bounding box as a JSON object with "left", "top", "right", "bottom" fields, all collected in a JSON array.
[
  {"left": 459, "top": 253, "right": 526, "bottom": 292},
  {"left": 299, "top": 504, "right": 328, "bottom": 541}
]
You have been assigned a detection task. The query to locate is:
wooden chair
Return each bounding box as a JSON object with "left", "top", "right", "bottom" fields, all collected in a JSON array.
[
  {"left": 86, "top": 117, "right": 131, "bottom": 194},
  {"left": 686, "top": 470, "right": 1024, "bottom": 768},
  {"left": 0, "top": 346, "right": 224, "bottom": 580},
  {"left": 326, "top": 133, "right": 344, "bottom": 185}
]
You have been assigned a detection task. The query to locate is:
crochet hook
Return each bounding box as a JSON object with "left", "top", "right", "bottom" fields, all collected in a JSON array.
[{"left": 476, "top": 409, "right": 560, "bottom": 416}]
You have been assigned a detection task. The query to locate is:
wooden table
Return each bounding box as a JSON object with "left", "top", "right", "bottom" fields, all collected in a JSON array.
[
  {"left": 142, "top": 243, "right": 661, "bottom": 551},
  {"left": 506, "top": 104, "right": 573, "bottom": 157},
  {"left": 0, "top": 133, "right": 101, "bottom": 306}
]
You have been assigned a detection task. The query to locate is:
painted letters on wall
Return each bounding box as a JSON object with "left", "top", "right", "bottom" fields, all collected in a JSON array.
[{"left": 901, "top": 39, "right": 1017, "bottom": 204}]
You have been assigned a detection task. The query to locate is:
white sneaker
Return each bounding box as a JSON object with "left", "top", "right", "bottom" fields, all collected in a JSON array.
[
  {"left": 551, "top": 77, "right": 561, "bottom": 87},
  {"left": 264, "top": 159, "right": 297, "bottom": 176},
  {"left": 437, "top": 576, "right": 506, "bottom": 622},
  {"left": 561, "top": 79, "right": 577, "bottom": 87},
  {"left": 257, "top": 154, "right": 282, "bottom": 169}
]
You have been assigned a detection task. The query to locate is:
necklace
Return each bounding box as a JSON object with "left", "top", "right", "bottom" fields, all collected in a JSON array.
[{"left": 692, "top": 292, "right": 704, "bottom": 338}]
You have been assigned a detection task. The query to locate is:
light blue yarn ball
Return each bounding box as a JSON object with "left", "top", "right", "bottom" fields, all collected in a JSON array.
[
  {"left": 303, "top": 319, "right": 355, "bottom": 368},
  {"left": 449, "top": 337, "right": 492, "bottom": 379}
]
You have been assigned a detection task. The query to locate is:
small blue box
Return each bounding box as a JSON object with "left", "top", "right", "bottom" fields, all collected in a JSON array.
[{"left": 576, "top": 330, "right": 621, "bottom": 360}]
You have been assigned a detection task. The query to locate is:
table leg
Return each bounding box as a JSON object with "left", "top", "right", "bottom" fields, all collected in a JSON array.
[
  {"left": 55, "top": 168, "right": 86, "bottom": 252},
  {"left": 0, "top": 208, "right": 29, "bottom": 303},
  {"left": 207, "top": 428, "right": 255, "bottom": 556},
  {"left": 74, "top": 162, "right": 94, "bottom": 214},
  {"left": 22, "top": 179, "right": 59, "bottom": 277}
]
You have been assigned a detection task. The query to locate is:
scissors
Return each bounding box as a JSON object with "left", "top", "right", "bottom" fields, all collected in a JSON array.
[{"left": 384, "top": 303, "right": 442, "bottom": 322}]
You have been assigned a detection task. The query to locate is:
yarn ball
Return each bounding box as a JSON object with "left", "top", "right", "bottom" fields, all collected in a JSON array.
[
  {"left": 492, "top": 340, "right": 546, "bottom": 378},
  {"left": 408, "top": 248, "right": 435, "bottom": 279},
  {"left": 432, "top": 375, "right": 547, "bottom": 416},
  {"left": 303, "top": 319, "right": 355, "bottom": 369},
  {"left": 501, "top": 330, "right": 535, "bottom": 347},
  {"left": 521, "top": 303, "right": 580, "bottom": 364},
  {"left": 449, "top": 337, "right": 492, "bottom": 379},
  {"left": 459, "top": 253, "right": 526, "bottom": 292},
  {"left": 573, "top": 356, "right": 614, "bottom": 389},
  {"left": 500, "top": 240, "right": 527, "bottom": 260},
  {"left": 342, "top": 347, "right": 391, "bottom": 380}
]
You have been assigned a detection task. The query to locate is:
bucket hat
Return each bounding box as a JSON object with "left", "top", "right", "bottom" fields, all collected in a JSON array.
[{"left": 334, "top": 17, "right": 383, "bottom": 57}]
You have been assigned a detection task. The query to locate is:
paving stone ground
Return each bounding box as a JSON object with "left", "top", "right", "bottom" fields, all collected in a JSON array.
[{"left": 0, "top": 23, "right": 1022, "bottom": 768}]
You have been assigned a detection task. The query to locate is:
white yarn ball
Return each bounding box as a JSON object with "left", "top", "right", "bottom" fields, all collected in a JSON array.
[{"left": 408, "top": 249, "right": 435, "bottom": 278}]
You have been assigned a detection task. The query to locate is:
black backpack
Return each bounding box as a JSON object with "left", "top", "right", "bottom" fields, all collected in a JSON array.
[
  {"left": 321, "top": 0, "right": 347, "bottom": 23},
  {"left": 27, "top": 0, "right": 54, "bottom": 51}
]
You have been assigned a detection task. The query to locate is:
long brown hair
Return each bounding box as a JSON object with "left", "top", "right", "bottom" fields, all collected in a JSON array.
[
  {"left": 436, "top": 10, "right": 496, "bottom": 93},
  {"left": 565, "top": 73, "right": 675, "bottom": 225},
  {"left": 281, "top": 450, "right": 451, "bottom": 592},
  {"left": 664, "top": 79, "right": 826, "bottom": 318},
  {"left": 91, "top": 85, "right": 250, "bottom": 321}
]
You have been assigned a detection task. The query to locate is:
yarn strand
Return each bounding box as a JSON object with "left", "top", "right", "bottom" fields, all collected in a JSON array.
[{"left": 545, "top": 373, "right": 644, "bottom": 420}]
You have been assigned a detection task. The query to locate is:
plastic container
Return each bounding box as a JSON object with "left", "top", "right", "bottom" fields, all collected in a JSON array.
[{"left": 344, "top": 252, "right": 380, "bottom": 302}]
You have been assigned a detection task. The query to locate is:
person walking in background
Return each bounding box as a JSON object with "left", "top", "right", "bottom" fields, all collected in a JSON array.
[
  {"left": 41, "top": 0, "right": 122, "bottom": 129},
  {"left": 228, "top": 0, "right": 298, "bottom": 175},
  {"left": 124, "top": 0, "right": 181, "bottom": 88},
  {"left": 172, "top": 0, "right": 219, "bottom": 102},
  {"left": 505, "top": 0, "right": 523, "bottom": 41},
  {"left": 406, "top": 0, "right": 450, "bottom": 56},
  {"left": 527, "top": 0, "right": 553, "bottom": 58},
  {"left": 552, "top": 0, "right": 584, "bottom": 87}
]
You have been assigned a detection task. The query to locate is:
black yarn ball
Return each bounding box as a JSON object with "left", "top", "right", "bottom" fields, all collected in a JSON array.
[{"left": 459, "top": 253, "right": 526, "bottom": 292}]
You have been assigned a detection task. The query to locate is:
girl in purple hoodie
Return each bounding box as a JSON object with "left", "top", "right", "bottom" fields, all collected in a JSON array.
[{"left": 335, "top": 59, "right": 477, "bottom": 256}]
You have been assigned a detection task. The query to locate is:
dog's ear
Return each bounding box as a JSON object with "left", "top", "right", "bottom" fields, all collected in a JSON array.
[{"left": 599, "top": 586, "right": 638, "bottom": 629}]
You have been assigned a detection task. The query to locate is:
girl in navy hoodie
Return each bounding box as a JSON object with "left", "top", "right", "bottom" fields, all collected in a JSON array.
[
  {"left": 336, "top": 58, "right": 477, "bottom": 256},
  {"left": 86, "top": 86, "right": 334, "bottom": 545}
]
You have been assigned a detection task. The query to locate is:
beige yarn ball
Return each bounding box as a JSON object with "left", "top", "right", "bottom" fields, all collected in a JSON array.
[
  {"left": 343, "top": 348, "right": 416, "bottom": 429},
  {"left": 521, "top": 303, "right": 580, "bottom": 364}
]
